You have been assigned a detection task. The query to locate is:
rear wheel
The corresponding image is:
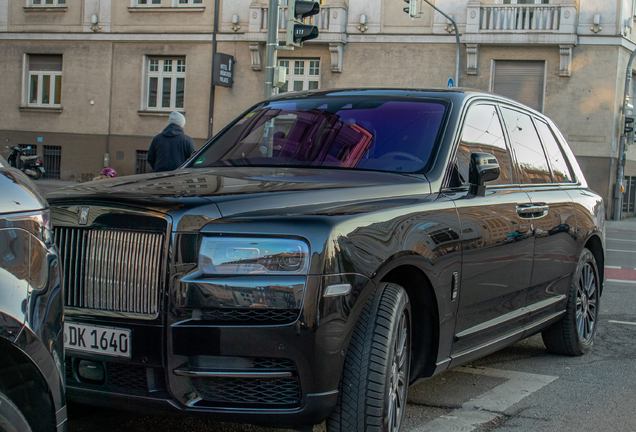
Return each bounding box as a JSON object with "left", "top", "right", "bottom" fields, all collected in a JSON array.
[
  {"left": 29, "top": 169, "right": 42, "bottom": 180},
  {"left": 542, "top": 248, "right": 600, "bottom": 356},
  {"left": 327, "top": 283, "right": 411, "bottom": 432},
  {"left": 0, "top": 390, "right": 32, "bottom": 432}
]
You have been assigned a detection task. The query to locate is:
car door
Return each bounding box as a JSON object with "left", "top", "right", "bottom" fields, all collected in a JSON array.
[
  {"left": 448, "top": 102, "right": 535, "bottom": 365},
  {"left": 499, "top": 107, "right": 579, "bottom": 330}
]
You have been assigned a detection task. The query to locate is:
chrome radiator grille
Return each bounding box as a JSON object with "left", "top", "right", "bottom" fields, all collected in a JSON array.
[{"left": 55, "top": 228, "right": 165, "bottom": 316}]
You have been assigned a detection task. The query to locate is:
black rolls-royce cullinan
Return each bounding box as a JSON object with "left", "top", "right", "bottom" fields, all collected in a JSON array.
[
  {"left": 0, "top": 155, "right": 66, "bottom": 432},
  {"left": 48, "top": 89, "right": 604, "bottom": 432}
]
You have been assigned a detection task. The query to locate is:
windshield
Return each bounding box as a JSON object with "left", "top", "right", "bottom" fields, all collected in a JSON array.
[{"left": 190, "top": 97, "right": 447, "bottom": 173}]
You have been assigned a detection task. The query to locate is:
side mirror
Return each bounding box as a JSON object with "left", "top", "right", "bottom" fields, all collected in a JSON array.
[{"left": 469, "top": 152, "right": 500, "bottom": 197}]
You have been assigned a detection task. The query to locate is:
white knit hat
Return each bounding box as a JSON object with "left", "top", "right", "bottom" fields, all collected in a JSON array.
[{"left": 168, "top": 111, "right": 186, "bottom": 128}]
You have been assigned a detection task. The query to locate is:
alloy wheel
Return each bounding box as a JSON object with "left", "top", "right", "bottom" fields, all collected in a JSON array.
[
  {"left": 387, "top": 310, "right": 409, "bottom": 432},
  {"left": 576, "top": 262, "right": 598, "bottom": 343}
]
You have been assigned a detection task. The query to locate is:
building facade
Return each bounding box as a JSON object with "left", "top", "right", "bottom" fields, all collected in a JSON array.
[{"left": 1, "top": 0, "right": 635, "bottom": 217}]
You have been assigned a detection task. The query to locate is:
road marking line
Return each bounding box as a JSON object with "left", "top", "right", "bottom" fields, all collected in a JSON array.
[
  {"left": 606, "top": 238, "right": 636, "bottom": 242},
  {"left": 606, "top": 279, "right": 636, "bottom": 284},
  {"left": 606, "top": 265, "right": 622, "bottom": 269},
  {"left": 409, "top": 367, "right": 557, "bottom": 432},
  {"left": 608, "top": 320, "right": 636, "bottom": 326},
  {"left": 606, "top": 249, "right": 636, "bottom": 252}
]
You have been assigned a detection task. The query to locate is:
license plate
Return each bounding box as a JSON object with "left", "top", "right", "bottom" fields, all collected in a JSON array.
[{"left": 64, "top": 323, "right": 131, "bottom": 358}]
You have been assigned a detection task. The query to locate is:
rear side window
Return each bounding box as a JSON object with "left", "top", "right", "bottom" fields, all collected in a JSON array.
[
  {"left": 534, "top": 120, "right": 575, "bottom": 183},
  {"left": 455, "top": 104, "right": 513, "bottom": 186},
  {"left": 501, "top": 108, "right": 552, "bottom": 184}
]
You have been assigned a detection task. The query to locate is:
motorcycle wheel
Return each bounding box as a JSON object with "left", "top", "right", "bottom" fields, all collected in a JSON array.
[{"left": 28, "top": 170, "right": 42, "bottom": 180}]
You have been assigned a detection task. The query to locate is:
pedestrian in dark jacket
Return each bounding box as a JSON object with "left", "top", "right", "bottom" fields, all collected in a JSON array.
[{"left": 147, "top": 111, "right": 196, "bottom": 172}]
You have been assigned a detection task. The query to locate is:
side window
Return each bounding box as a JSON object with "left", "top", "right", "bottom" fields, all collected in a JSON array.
[
  {"left": 501, "top": 108, "right": 552, "bottom": 184},
  {"left": 455, "top": 104, "right": 513, "bottom": 186},
  {"left": 534, "top": 120, "right": 575, "bottom": 183}
]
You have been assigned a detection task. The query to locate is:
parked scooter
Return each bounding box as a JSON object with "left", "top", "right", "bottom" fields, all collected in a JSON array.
[{"left": 6, "top": 146, "right": 46, "bottom": 180}]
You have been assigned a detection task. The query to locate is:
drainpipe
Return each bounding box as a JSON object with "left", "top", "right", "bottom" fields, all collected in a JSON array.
[
  {"left": 614, "top": 48, "right": 636, "bottom": 220},
  {"left": 208, "top": 0, "right": 220, "bottom": 138}
]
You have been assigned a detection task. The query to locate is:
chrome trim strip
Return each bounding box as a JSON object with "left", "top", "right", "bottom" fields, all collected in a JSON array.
[
  {"left": 64, "top": 307, "right": 159, "bottom": 321},
  {"left": 173, "top": 369, "right": 293, "bottom": 378},
  {"left": 309, "top": 390, "right": 339, "bottom": 397},
  {"left": 524, "top": 310, "right": 565, "bottom": 329},
  {"left": 526, "top": 295, "right": 566, "bottom": 313},
  {"left": 452, "top": 310, "right": 566, "bottom": 361},
  {"left": 455, "top": 309, "right": 528, "bottom": 339},
  {"left": 452, "top": 329, "right": 525, "bottom": 360},
  {"left": 456, "top": 295, "right": 566, "bottom": 339}
]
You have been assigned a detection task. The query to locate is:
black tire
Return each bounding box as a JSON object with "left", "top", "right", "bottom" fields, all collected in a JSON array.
[
  {"left": 0, "top": 390, "right": 32, "bottom": 432},
  {"left": 29, "top": 170, "right": 42, "bottom": 180},
  {"left": 327, "top": 283, "right": 411, "bottom": 432},
  {"left": 542, "top": 248, "right": 600, "bottom": 356}
]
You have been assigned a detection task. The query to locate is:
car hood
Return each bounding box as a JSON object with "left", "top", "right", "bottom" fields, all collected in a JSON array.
[
  {"left": 0, "top": 168, "right": 47, "bottom": 215},
  {"left": 46, "top": 167, "right": 431, "bottom": 217}
]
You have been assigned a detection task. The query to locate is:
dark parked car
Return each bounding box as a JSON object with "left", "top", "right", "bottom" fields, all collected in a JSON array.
[
  {"left": 0, "top": 156, "right": 66, "bottom": 431},
  {"left": 48, "top": 89, "right": 604, "bottom": 432}
]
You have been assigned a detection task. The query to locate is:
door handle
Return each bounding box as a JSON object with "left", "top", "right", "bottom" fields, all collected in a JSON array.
[{"left": 516, "top": 204, "right": 549, "bottom": 219}]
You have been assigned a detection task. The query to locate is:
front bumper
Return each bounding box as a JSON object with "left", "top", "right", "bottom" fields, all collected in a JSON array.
[{"left": 64, "top": 318, "right": 343, "bottom": 427}]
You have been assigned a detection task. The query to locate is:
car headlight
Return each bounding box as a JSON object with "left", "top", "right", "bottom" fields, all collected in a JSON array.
[{"left": 198, "top": 237, "right": 310, "bottom": 275}]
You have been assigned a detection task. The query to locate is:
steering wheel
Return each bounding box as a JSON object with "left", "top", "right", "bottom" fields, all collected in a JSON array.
[{"left": 382, "top": 152, "right": 423, "bottom": 163}]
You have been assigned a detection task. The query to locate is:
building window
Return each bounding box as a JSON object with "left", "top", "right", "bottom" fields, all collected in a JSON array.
[
  {"left": 144, "top": 57, "right": 186, "bottom": 111},
  {"left": 137, "top": 0, "right": 161, "bottom": 5},
  {"left": 26, "top": 54, "right": 63, "bottom": 107},
  {"left": 491, "top": 60, "right": 545, "bottom": 112},
  {"left": 30, "top": 0, "right": 66, "bottom": 6},
  {"left": 278, "top": 59, "right": 320, "bottom": 93},
  {"left": 175, "top": 0, "right": 203, "bottom": 5}
]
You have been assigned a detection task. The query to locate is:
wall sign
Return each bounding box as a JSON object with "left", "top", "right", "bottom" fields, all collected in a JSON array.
[{"left": 213, "top": 53, "right": 234, "bottom": 88}]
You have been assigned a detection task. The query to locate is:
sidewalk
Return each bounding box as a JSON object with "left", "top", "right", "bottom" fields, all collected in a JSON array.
[{"left": 606, "top": 216, "right": 636, "bottom": 232}]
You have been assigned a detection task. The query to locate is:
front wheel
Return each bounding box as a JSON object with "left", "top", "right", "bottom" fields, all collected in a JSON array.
[
  {"left": 327, "top": 283, "right": 411, "bottom": 432},
  {"left": 542, "top": 248, "right": 600, "bottom": 356}
]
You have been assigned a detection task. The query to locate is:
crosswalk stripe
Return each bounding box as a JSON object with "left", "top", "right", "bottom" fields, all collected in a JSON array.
[{"left": 408, "top": 367, "right": 557, "bottom": 432}]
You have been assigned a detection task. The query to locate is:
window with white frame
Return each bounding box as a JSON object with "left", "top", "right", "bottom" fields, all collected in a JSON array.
[
  {"left": 30, "top": 0, "right": 66, "bottom": 6},
  {"left": 144, "top": 57, "right": 186, "bottom": 111},
  {"left": 175, "top": 0, "right": 203, "bottom": 5},
  {"left": 26, "top": 54, "right": 62, "bottom": 107},
  {"left": 278, "top": 59, "right": 320, "bottom": 93},
  {"left": 136, "top": 0, "right": 161, "bottom": 6}
]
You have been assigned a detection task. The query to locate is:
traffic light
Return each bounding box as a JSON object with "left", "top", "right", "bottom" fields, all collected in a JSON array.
[
  {"left": 625, "top": 116, "right": 634, "bottom": 134},
  {"left": 286, "top": 1, "right": 320, "bottom": 47},
  {"left": 403, "top": 0, "right": 418, "bottom": 18}
]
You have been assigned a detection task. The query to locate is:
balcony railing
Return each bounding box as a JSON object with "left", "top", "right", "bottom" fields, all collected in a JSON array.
[
  {"left": 479, "top": 5, "right": 561, "bottom": 31},
  {"left": 465, "top": 1, "right": 576, "bottom": 35}
]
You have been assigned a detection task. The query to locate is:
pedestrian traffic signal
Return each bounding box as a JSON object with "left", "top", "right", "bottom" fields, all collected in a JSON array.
[
  {"left": 625, "top": 116, "right": 634, "bottom": 134},
  {"left": 287, "top": 1, "right": 320, "bottom": 47}
]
